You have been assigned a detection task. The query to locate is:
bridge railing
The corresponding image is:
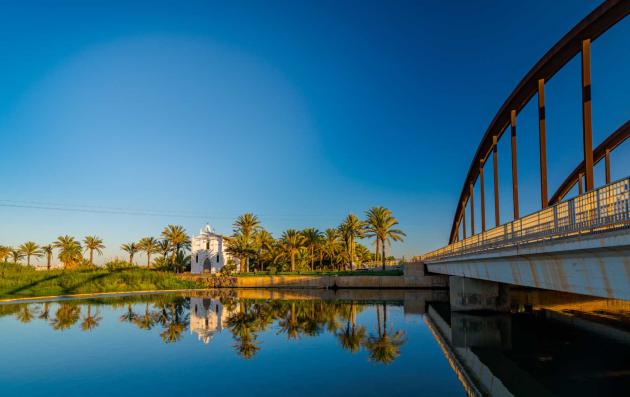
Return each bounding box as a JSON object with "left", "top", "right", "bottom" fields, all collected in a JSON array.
[{"left": 422, "top": 177, "right": 630, "bottom": 261}]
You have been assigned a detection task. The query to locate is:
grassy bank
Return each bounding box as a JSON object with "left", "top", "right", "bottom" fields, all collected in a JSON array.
[{"left": 0, "top": 262, "right": 203, "bottom": 299}]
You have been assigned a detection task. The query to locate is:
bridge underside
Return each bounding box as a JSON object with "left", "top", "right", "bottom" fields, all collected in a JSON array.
[{"left": 426, "top": 229, "right": 630, "bottom": 301}]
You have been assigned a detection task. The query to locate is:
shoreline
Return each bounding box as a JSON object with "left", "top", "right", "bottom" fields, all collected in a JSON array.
[{"left": 0, "top": 288, "right": 210, "bottom": 305}]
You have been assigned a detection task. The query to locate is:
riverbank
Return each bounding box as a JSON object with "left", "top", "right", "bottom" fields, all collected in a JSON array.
[{"left": 0, "top": 263, "right": 204, "bottom": 299}]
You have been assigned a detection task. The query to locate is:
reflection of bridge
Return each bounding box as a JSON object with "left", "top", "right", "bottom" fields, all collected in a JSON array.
[{"left": 421, "top": 1, "right": 630, "bottom": 303}]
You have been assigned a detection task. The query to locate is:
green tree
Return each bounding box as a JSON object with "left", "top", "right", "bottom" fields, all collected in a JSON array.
[
  {"left": 121, "top": 242, "right": 138, "bottom": 264},
  {"left": 41, "top": 244, "right": 54, "bottom": 270},
  {"left": 53, "top": 236, "right": 83, "bottom": 269},
  {"left": 322, "top": 229, "right": 340, "bottom": 270},
  {"left": 10, "top": 248, "right": 25, "bottom": 264},
  {"left": 301, "top": 228, "right": 323, "bottom": 271},
  {"left": 19, "top": 241, "right": 42, "bottom": 267},
  {"left": 225, "top": 234, "right": 254, "bottom": 273},
  {"left": 281, "top": 229, "right": 305, "bottom": 272},
  {"left": 232, "top": 213, "right": 261, "bottom": 272},
  {"left": 157, "top": 239, "right": 170, "bottom": 259},
  {"left": 252, "top": 229, "right": 274, "bottom": 271},
  {"left": 337, "top": 214, "right": 365, "bottom": 271},
  {"left": 0, "top": 245, "right": 11, "bottom": 262},
  {"left": 365, "top": 207, "right": 406, "bottom": 270},
  {"left": 83, "top": 236, "right": 105, "bottom": 267},
  {"left": 161, "top": 225, "right": 190, "bottom": 270},
  {"left": 138, "top": 237, "right": 159, "bottom": 268}
]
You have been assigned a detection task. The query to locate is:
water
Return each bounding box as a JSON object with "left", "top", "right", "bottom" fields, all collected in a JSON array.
[{"left": 0, "top": 289, "right": 628, "bottom": 396}]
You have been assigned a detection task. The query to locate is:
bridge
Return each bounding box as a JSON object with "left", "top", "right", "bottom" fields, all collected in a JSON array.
[{"left": 420, "top": 0, "right": 630, "bottom": 307}]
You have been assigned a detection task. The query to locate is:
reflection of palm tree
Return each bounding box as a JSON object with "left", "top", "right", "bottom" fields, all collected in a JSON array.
[
  {"left": 133, "top": 303, "right": 155, "bottom": 330},
  {"left": 160, "top": 303, "right": 187, "bottom": 343},
  {"left": 39, "top": 303, "right": 51, "bottom": 321},
  {"left": 81, "top": 304, "right": 102, "bottom": 331},
  {"left": 363, "top": 304, "right": 405, "bottom": 364},
  {"left": 336, "top": 303, "right": 366, "bottom": 353},
  {"left": 50, "top": 304, "right": 81, "bottom": 331},
  {"left": 16, "top": 305, "right": 37, "bottom": 323},
  {"left": 277, "top": 303, "right": 303, "bottom": 339},
  {"left": 233, "top": 331, "right": 260, "bottom": 359},
  {"left": 227, "top": 302, "right": 261, "bottom": 359},
  {"left": 119, "top": 304, "right": 136, "bottom": 323}
]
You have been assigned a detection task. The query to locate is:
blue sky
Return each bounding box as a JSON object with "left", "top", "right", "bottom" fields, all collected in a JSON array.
[{"left": 0, "top": 1, "right": 628, "bottom": 264}]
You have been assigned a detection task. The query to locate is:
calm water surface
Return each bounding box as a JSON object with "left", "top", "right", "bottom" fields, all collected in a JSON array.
[{"left": 0, "top": 289, "right": 628, "bottom": 396}]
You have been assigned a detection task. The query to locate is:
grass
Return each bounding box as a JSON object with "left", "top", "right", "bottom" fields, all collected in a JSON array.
[
  {"left": 235, "top": 270, "right": 403, "bottom": 277},
  {"left": 0, "top": 262, "right": 204, "bottom": 299}
]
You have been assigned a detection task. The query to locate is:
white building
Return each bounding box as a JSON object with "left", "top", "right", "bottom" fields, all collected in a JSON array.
[{"left": 190, "top": 224, "right": 237, "bottom": 274}]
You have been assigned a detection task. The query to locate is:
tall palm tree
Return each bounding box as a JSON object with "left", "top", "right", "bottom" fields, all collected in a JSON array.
[
  {"left": 10, "top": 248, "right": 24, "bottom": 264},
  {"left": 161, "top": 225, "right": 190, "bottom": 269},
  {"left": 281, "top": 229, "right": 305, "bottom": 272},
  {"left": 338, "top": 214, "right": 365, "bottom": 271},
  {"left": 41, "top": 245, "right": 54, "bottom": 270},
  {"left": 322, "top": 229, "right": 340, "bottom": 270},
  {"left": 232, "top": 213, "right": 261, "bottom": 272},
  {"left": 0, "top": 245, "right": 11, "bottom": 262},
  {"left": 301, "top": 228, "right": 323, "bottom": 271},
  {"left": 157, "top": 239, "right": 170, "bottom": 259},
  {"left": 138, "top": 237, "right": 159, "bottom": 268},
  {"left": 365, "top": 207, "right": 406, "bottom": 270},
  {"left": 83, "top": 236, "right": 105, "bottom": 267},
  {"left": 225, "top": 234, "right": 254, "bottom": 273},
  {"left": 253, "top": 229, "right": 274, "bottom": 271},
  {"left": 121, "top": 242, "right": 138, "bottom": 265},
  {"left": 53, "top": 235, "right": 83, "bottom": 269},
  {"left": 19, "top": 241, "right": 42, "bottom": 267}
]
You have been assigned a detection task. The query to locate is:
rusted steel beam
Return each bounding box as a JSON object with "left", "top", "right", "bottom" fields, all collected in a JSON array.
[
  {"left": 549, "top": 120, "right": 630, "bottom": 205},
  {"left": 480, "top": 160, "right": 486, "bottom": 232},
  {"left": 510, "top": 110, "right": 520, "bottom": 220},
  {"left": 605, "top": 149, "right": 611, "bottom": 184},
  {"left": 493, "top": 136, "right": 500, "bottom": 227},
  {"left": 581, "top": 39, "right": 595, "bottom": 191},
  {"left": 448, "top": 0, "right": 630, "bottom": 243},
  {"left": 538, "top": 79, "right": 549, "bottom": 208},
  {"left": 469, "top": 183, "right": 475, "bottom": 235},
  {"left": 462, "top": 202, "right": 467, "bottom": 239}
]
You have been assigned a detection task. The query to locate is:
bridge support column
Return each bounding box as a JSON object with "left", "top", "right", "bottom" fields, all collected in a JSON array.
[
  {"left": 449, "top": 276, "right": 510, "bottom": 312},
  {"left": 480, "top": 160, "right": 486, "bottom": 232},
  {"left": 510, "top": 110, "right": 519, "bottom": 220}
]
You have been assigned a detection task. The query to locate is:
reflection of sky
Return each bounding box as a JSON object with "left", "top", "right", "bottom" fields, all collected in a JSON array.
[
  {"left": 0, "top": 2, "right": 628, "bottom": 260},
  {"left": 0, "top": 299, "right": 464, "bottom": 397}
]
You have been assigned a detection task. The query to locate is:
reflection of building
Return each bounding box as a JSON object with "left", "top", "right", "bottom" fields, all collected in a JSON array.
[
  {"left": 191, "top": 225, "right": 237, "bottom": 274},
  {"left": 189, "top": 297, "right": 237, "bottom": 344}
]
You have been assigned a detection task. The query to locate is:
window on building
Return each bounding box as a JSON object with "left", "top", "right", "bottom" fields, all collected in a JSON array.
[
  {"left": 216, "top": 255, "right": 219, "bottom": 263},
  {"left": 195, "top": 254, "right": 198, "bottom": 263},
  {"left": 206, "top": 241, "right": 209, "bottom": 250}
]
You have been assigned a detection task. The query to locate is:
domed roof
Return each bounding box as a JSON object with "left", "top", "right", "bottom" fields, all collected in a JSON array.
[{"left": 201, "top": 224, "right": 214, "bottom": 235}]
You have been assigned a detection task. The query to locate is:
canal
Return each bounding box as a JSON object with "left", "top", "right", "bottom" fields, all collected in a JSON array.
[{"left": 0, "top": 288, "right": 628, "bottom": 396}]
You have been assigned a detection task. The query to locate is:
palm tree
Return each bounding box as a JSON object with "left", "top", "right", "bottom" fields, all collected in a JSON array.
[
  {"left": 281, "top": 229, "right": 305, "bottom": 272},
  {"left": 161, "top": 225, "right": 190, "bottom": 270},
  {"left": 157, "top": 239, "right": 170, "bottom": 259},
  {"left": 226, "top": 234, "right": 254, "bottom": 273},
  {"left": 232, "top": 213, "right": 261, "bottom": 272},
  {"left": 0, "top": 245, "right": 11, "bottom": 262},
  {"left": 83, "top": 236, "right": 105, "bottom": 267},
  {"left": 53, "top": 236, "right": 83, "bottom": 269},
  {"left": 253, "top": 229, "right": 274, "bottom": 271},
  {"left": 138, "top": 237, "right": 159, "bottom": 268},
  {"left": 121, "top": 242, "right": 138, "bottom": 265},
  {"left": 19, "top": 241, "right": 42, "bottom": 267},
  {"left": 10, "top": 248, "right": 24, "bottom": 264},
  {"left": 365, "top": 207, "right": 406, "bottom": 270},
  {"left": 322, "top": 229, "right": 340, "bottom": 270},
  {"left": 338, "top": 214, "right": 365, "bottom": 271},
  {"left": 41, "top": 245, "right": 54, "bottom": 270},
  {"left": 301, "top": 228, "right": 323, "bottom": 271}
]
